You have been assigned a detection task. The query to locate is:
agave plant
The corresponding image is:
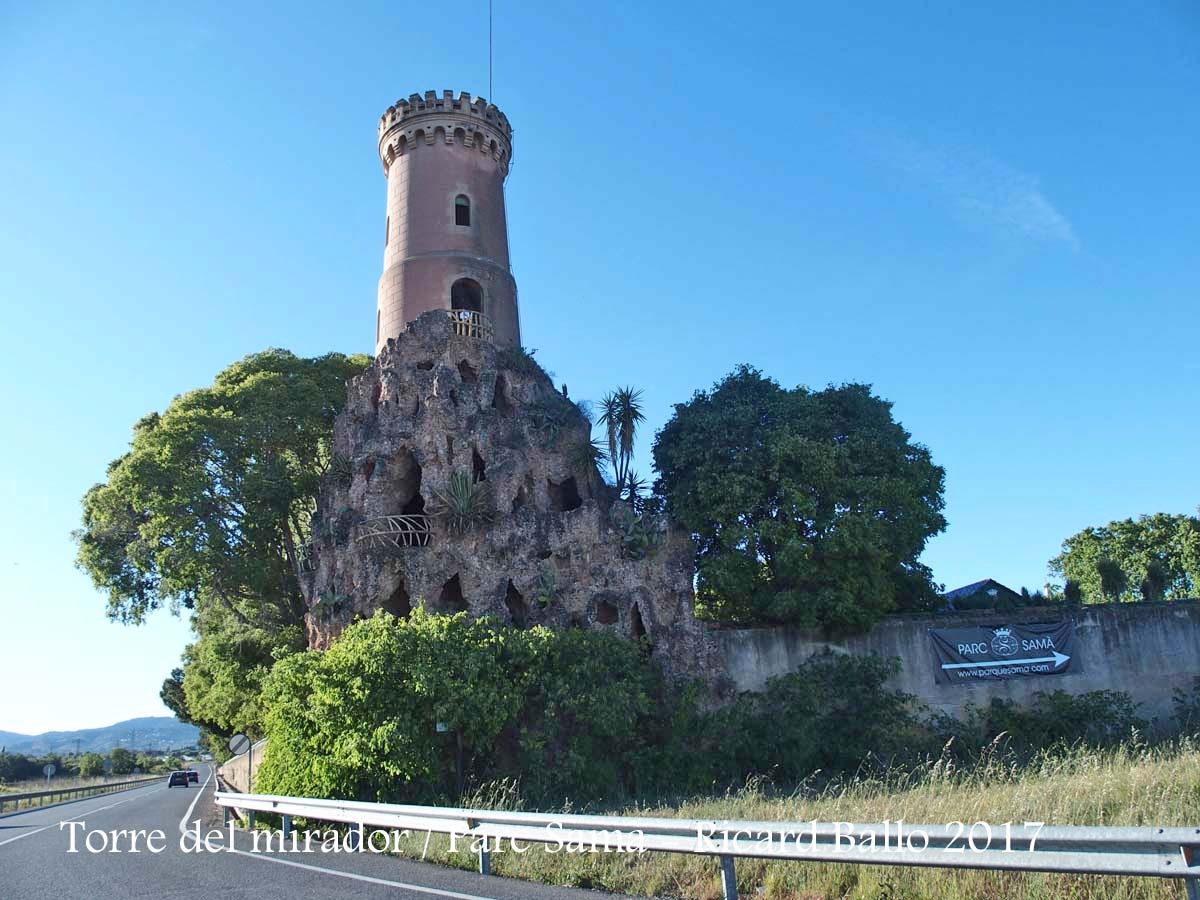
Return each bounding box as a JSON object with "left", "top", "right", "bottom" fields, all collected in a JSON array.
[{"left": 429, "top": 471, "right": 493, "bottom": 535}]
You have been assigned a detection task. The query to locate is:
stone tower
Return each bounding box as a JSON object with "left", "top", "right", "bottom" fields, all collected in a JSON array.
[{"left": 375, "top": 91, "right": 519, "bottom": 353}]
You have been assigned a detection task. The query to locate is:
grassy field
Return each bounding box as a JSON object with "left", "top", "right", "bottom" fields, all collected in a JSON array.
[{"left": 382, "top": 738, "right": 1200, "bottom": 900}]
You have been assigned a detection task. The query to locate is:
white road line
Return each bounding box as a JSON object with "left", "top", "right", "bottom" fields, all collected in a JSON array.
[
  {"left": 201, "top": 763, "right": 507, "bottom": 900},
  {"left": 224, "top": 847, "right": 510, "bottom": 900},
  {"left": 0, "top": 789, "right": 153, "bottom": 848},
  {"left": 177, "top": 763, "right": 215, "bottom": 836}
]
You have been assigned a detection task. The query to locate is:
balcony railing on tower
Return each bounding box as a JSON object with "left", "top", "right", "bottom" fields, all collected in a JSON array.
[
  {"left": 448, "top": 309, "right": 494, "bottom": 341},
  {"left": 354, "top": 514, "right": 433, "bottom": 548}
]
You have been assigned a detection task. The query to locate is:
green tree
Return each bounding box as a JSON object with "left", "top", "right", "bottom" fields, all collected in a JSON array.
[
  {"left": 652, "top": 366, "right": 946, "bottom": 630},
  {"left": 1095, "top": 557, "right": 1129, "bottom": 603},
  {"left": 77, "top": 753, "right": 105, "bottom": 777},
  {"left": 75, "top": 349, "right": 369, "bottom": 735},
  {"left": 109, "top": 748, "right": 135, "bottom": 775},
  {"left": 76, "top": 349, "right": 370, "bottom": 628},
  {"left": 1050, "top": 512, "right": 1200, "bottom": 604}
]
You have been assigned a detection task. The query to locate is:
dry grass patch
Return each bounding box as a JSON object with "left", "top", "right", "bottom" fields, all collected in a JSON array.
[{"left": 386, "top": 739, "right": 1200, "bottom": 899}]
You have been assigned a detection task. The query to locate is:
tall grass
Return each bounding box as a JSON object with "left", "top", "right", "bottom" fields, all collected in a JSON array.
[{"left": 388, "top": 737, "right": 1200, "bottom": 899}]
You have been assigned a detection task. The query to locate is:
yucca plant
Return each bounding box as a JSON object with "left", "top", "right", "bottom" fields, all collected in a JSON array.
[
  {"left": 429, "top": 471, "right": 493, "bottom": 535},
  {"left": 597, "top": 386, "right": 645, "bottom": 494},
  {"left": 571, "top": 436, "right": 608, "bottom": 488},
  {"left": 622, "top": 469, "right": 649, "bottom": 512}
]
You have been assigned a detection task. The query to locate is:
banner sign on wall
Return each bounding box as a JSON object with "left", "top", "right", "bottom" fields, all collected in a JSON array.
[{"left": 929, "top": 622, "right": 1078, "bottom": 684}]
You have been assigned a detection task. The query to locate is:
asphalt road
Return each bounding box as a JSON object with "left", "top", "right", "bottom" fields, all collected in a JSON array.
[{"left": 0, "top": 765, "right": 635, "bottom": 900}]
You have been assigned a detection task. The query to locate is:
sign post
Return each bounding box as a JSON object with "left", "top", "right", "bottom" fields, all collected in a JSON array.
[
  {"left": 228, "top": 733, "right": 252, "bottom": 794},
  {"left": 43, "top": 763, "right": 55, "bottom": 786}
]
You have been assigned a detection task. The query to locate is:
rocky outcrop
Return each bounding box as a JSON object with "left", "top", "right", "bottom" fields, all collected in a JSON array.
[{"left": 303, "top": 311, "right": 720, "bottom": 685}]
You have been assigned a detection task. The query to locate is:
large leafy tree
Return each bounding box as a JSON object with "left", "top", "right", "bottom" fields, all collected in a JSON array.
[
  {"left": 1050, "top": 512, "right": 1200, "bottom": 604},
  {"left": 76, "top": 349, "right": 370, "bottom": 733},
  {"left": 76, "top": 349, "right": 369, "bottom": 629},
  {"left": 652, "top": 366, "right": 946, "bottom": 630}
]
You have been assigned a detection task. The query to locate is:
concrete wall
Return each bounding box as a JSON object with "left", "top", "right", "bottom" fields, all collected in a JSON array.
[
  {"left": 715, "top": 601, "right": 1200, "bottom": 723},
  {"left": 216, "top": 739, "right": 267, "bottom": 793}
]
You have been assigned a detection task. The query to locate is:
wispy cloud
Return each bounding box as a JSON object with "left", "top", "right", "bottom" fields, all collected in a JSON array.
[{"left": 877, "top": 133, "right": 1079, "bottom": 249}]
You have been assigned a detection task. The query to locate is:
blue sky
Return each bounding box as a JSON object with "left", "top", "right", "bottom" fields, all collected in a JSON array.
[{"left": 1, "top": 1, "right": 1197, "bottom": 734}]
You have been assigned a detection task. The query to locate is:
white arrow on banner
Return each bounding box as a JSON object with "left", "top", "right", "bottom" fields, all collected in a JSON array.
[{"left": 942, "top": 651, "right": 1070, "bottom": 671}]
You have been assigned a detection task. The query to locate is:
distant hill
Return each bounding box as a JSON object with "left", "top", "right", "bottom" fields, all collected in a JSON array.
[{"left": 0, "top": 717, "right": 199, "bottom": 755}]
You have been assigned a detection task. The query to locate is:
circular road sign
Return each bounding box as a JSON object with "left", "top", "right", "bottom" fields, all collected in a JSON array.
[
  {"left": 228, "top": 733, "right": 251, "bottom": 755},
  {"left": 43, "top": 764, "right": 56, "bottom": 778}
]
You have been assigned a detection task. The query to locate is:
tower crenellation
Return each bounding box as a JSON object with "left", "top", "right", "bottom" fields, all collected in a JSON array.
[
  {"left": 377, "top": 90, "right": 513, "bottom": 175},
  {"left": 374, "top": 89, "right": 519, "bottom": 354}
]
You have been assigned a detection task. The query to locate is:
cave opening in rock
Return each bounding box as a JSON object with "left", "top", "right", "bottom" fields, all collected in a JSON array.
[
  {"left": 457, "top": 360, "right": 478, "bottom": 384},
  {"left": 362, "top": 457, "right": 376, "bottom": 482},
  {"left": 449, "top": 388, "right": 459, "bottom": 408},
  {"left": 472, "top": 447, "right": 487, "bottom": 482},
  {"left": 384, "top": 581, "right": 412, "bottom": 619},
  {"left": 492, "top": 374, "right": 514, "bottom": 416},
  {"left": 511, "top": 483, "right": 527, "bottom": 513},
  {"left": 504, "top": 580, "right": 528, "bottom": 627},
  {"left": 547, "top": 476, "right": 582, "bottom": 512},
  {"left": 385, "top": 450, "right": 423, "bottom": 512},
  {"left": 395, "top": 453, "right": 426, "bottom": 517},
  {"left": 445, "top": 435, "right": 454, "bottom": 463},
  {"left": 631, "top": 603, "right": 648, "bottom": 643},
  {"left": 438, "top": 574, "right": 467, "bottom": 612},
  {"left": 595, "top": 598, "right": 619, "bottom": 625},
  {"left": 370, "top": 382, "right": 382, "bottom": 411}
]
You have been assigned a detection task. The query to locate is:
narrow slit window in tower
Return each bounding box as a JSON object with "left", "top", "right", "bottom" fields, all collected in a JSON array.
[{"left": 455, "top": 194, "right": 471, "bottom": 226}]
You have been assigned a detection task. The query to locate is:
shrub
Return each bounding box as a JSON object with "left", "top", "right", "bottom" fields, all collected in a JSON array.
[
  {"left": 1141, "top": 560, "right": 1168, "bottom": 602},
  {"left": 258, "top": 611, "right": 667, "bottom": 806},
  {"left": 496, "top": 345, "right": 548, "bottom": 379},
  {"left": 687, "top": 652, "right": 927, "bottom": 789},
  {"left": 1174, "top": 677, "right": 1200, "bottom": 734},
  {"left": 257, "top": 609, "right": 523, "bottom": 803},
  {"left": 516, "top": 628, "right": 660, "bottom": 802},
  {"left": 956, "top": 689, "right": 1146, "bottom": 752}
]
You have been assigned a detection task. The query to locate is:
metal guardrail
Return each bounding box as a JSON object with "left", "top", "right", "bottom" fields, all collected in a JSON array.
[
  {"left": 0, "top": 775, "right": 163, "bottom": 815},
  {"left": 214, "top": 791, "right": 1200, "bottom": 899}
]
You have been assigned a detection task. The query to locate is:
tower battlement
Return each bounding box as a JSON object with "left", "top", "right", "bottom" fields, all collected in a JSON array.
[{"left": 377, "top": 90, "right": 513, "bottom": 175}]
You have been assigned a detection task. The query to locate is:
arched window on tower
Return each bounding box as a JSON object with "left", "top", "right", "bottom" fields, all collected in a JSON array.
[
  {"left": 454, "top": 194, "right": 471, "bottom": 227},
  {"left": 450, "top": 278, "right": 483, "bottom": 313}
]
